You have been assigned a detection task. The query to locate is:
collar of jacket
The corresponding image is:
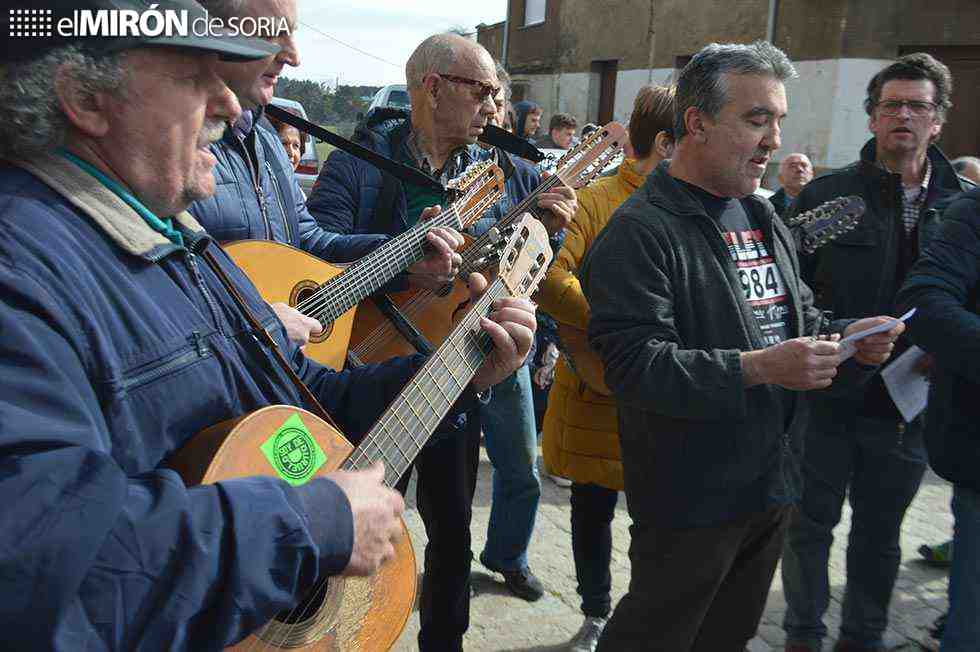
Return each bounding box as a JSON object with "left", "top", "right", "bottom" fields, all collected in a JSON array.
[
  {"left": 643, "top": 159, "right": 719, "bottom": 217},
  {"left": 226, "top": 106, "right": 265, "bottom": 144},
  {"left": 858, "top": 137, "right": 963, "bottom": 193},
  {"left": 15, "top": 153, "right": 209, "bottom": 261}
]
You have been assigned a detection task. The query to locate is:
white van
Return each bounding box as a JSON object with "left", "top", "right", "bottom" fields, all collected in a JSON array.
[
  {"left": 267, "top": 96, "right": 321, "bottom": 195},
  {"left": 368, "top": 84, "right": 411, "bottom": 112}
]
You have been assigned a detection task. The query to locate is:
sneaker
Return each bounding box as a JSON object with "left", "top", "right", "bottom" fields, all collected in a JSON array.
[
  {"left": 500, "top": 566, "right": 545, "bottom": 601},
  {"left": 919, "top": 539, "right": 953, "bottom": 567},
  {"left": 480, "top": 555, "right": 546, "bottom": 601},
  {"left": 568, "top": 616, "right": 607, "bottom": 652},
  {"left": 548, "top": 473, "right": 572, "bottom": 488}
]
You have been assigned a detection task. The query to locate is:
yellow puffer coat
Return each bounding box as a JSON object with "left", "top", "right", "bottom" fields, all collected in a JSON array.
[{"left": 538, "top": 160, "right": 647, "bottom": 491}]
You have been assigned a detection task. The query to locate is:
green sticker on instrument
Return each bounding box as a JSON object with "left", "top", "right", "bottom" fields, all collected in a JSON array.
[{"left": 260, "top": 413, "right": 327, "bottom": 486}]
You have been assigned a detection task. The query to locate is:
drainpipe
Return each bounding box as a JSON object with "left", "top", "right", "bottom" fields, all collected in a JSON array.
[
  {"left": 766, "top": 0, "right": 778, "bottom": 43},
  {"left": 647, "top": 0, "right": 656, "bottom": 82},
  {"left": 501, "top": 1, "right": 511, "bottom": 65}
]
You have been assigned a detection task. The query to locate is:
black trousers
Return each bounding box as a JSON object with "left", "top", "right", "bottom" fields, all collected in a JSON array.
[
  {"left": 571, "top": 482, "right": 619, "bottom": 618},
  {"left": 396, "top": 417, "right": 481, "bottom": 652},
  {"left": 596, "top": 505, "right": 791, "bottom": 652}
]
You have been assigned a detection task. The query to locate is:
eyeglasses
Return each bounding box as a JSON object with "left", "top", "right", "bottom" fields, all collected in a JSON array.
[
  {"left": 437, "top": 73, "right": 501, "bottom": 102},
  {"left": 876, "top": 99, "right": 937, "bottom": 117}
]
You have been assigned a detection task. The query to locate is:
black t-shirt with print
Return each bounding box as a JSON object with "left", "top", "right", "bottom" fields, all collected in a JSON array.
[{"left": 677, "top": 179, "right": 792, "bottom": 347}]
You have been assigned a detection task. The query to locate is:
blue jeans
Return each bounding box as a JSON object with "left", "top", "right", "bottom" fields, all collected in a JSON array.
[
  {"left": 479, "top": 365, "right": 541, "bottom": 572},
  {"left": 942, "top": 485, "right": 980, "bottom": 652},
  {"left": 571, "top": 482, "right": 619, "bottom": 618},
  {"left": 782, "top": 414, "right": 927, "bottom": 649}
]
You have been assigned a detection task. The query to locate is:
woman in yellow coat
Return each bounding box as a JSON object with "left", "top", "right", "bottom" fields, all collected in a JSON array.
[{"left": 536, "top": 85, "right": 676, "bottom": 652}]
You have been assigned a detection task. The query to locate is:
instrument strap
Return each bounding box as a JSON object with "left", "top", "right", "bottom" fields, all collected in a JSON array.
[
  {"left": 200, "top": 246, "right": 343, "bottom": 432},
  {"left": 265, "top": 104, "right": 444, "bottom": 193},
  {"left": 478, "top": 124, "right": 546, "bottom": 163},
  {"left": 370, "top": 293, "right": 435, "bottom": 356}
]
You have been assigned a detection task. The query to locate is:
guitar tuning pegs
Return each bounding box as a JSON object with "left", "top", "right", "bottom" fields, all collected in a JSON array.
[{"left": 487, "top": 227, "right": 502, "bottom": 244}]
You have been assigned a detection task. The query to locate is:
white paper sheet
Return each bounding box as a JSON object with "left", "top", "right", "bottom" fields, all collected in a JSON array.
[
  {"left": 881, "top": 345, "right": 930, "bottom": 423},
  {"left": 838, "top": 308, "right": 917, "bottom": 362}
]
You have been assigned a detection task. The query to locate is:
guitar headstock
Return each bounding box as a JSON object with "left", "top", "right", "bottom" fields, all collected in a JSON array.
[
  {"left": 789, "top": 195, "right": 866, "bottom": 254},
  {"left": 553, "top": 122, "right": 627, "bottom": 189},
  {"left": 445, "top": 160, "right": 506, "bottom": 229},
  {"left": 497, "top": 213, "right": 553, "bottom": 299}
]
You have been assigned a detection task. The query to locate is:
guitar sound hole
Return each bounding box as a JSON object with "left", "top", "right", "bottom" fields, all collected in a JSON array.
[
  {"left": 290, "top": 281, "right": 333, "bottom": 344},
  {"left": 277, "top": 578, "right": 330, "bottom": 624}
]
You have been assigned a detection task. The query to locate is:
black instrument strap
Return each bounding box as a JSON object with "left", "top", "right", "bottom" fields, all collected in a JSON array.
[
  {"left": 478, "top": 124, "right": 546, "bottom": 163},
  {"left": 370, "top": 294, "right": 435, "bottom": 356},
  {"left": 265, "top": 104, "right": 443, "bottom": 193},
  {"left": 200, "top": 246, "right": 342, "bottom": 432}
]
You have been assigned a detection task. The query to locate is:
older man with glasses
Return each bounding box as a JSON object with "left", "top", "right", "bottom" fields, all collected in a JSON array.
[
  {"left": 307, "top": 33, "right": 575, "bottom": 651},
  {"left": 781, "top": 53, "right": 974, "bottom": 652}
]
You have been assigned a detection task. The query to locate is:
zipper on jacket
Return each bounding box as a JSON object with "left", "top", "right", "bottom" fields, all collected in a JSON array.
[
  {"left": 118, "top": 345, "right": 210, "bottom": 394},
  {"left": 698, "top": 214, "right": 768, "bottom": 348},
  {"left": 266, "top": 159, "right": 292, "bottom": 243},
  {"left": 186, "top": 252, "right": 226, "bottom": 334},
  {"left": 237, "top": 133, "right": 273, "bottom": 239}
]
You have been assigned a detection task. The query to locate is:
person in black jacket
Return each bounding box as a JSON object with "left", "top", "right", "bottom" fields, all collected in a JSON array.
[
  {"left": 580, "top": 41, "right": 904, "bottom": 652},
  {"left": 780, "top": 53, "right": 974, "bottom": 652},
  {"left": 897, "top": 188, "right": 980, "bottom": 652}
]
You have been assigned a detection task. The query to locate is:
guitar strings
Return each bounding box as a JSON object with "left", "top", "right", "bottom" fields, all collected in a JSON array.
[
  {"left": 293, "top": 206, "right": 457, "bottom": 317},
  {"left": 295, "top": 186, "right": 505, "bottom": 326},
  {"left": 344, "top": 279, "right": 504, "bottom": 480},
  {"left": 292, "top": 166, "right": 501, "bottom": 319},
  {"left": 264, "top": 281, "right": 507, "bottom": 648},
  {"left": 293, "top": 166, "right": 506, "bottom": 321}
]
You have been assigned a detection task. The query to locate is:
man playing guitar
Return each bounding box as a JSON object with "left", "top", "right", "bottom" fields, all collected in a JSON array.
[
  {"left": 307, "top": 33, "right": 576, "bottom": 650},
  {"left": 0, "top": 3, "right": 536, "bottom": 649}
]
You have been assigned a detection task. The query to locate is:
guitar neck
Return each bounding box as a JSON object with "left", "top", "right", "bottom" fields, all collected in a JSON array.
[
  {"left": 459, "top": 176, "right": 559, "bottom": 275},
  {"left": 341, "top": 277, "right": 507, "bottom": 486},
  {"left": 310, "top": 207, "right": 463, "bottom": 323}
]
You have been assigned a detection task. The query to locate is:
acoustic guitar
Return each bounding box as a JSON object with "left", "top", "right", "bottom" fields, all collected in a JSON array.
[
  {"left": 348, "top": 121, "right": 627, "bottom": 365},
  {"left": 168, "top": 213, "right": 552, "bottom": 651},
  {"left": 223, "top": 160, "right": 505, "bottom": 370},
  {"left": 556, "top": 194, "right": 870, "bottom": 396}
]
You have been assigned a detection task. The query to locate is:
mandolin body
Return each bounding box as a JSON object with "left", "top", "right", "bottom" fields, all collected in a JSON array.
[{"left": 169, "top": 405, "right": 416, "bottom": 651}]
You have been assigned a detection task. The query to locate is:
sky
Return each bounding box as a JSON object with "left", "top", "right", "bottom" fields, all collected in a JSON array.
[{"left": 291, "top": 1, "right": 508, "bottom": 88}]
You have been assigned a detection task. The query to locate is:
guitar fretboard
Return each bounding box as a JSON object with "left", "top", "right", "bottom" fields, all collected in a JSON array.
[
  {"left": 341, "top": 278, "right": 507, "bottom": 487},
  {"left": 294, "top": 207, "right": 462, "bottom": 323}
]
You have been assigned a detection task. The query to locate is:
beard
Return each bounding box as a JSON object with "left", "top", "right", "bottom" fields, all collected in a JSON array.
[{"left": 177, "top": 119, "right": 228, "bottom": 207}]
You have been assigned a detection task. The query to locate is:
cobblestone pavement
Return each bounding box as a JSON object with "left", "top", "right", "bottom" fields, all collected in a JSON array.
[{"left": 391, "top": 446, "right": 953, "bottom": 651}]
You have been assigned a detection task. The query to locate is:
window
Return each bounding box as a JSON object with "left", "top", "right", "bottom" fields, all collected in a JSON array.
[{"left": 524, "top": 0, "right": 546, "bottom": 26}]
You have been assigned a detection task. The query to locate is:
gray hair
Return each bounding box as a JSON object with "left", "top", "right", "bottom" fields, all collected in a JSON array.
[
  {"left": 674, "top": 40, "right": 797, "bottom": 139},
  {"left": 0, "top": 46, "right": 127, "bottom": 161},
  {"left": 405, "top": 33, "right": 467, "bottom": 91},
  {"left": 495, "top": 61, "right": 511, "bottom": 100},
  {"left": 196, "top": 0, "right": 246, "bottom": 20}
]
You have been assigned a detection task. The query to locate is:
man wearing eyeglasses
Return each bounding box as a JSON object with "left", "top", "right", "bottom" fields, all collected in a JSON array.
[
  {"left": 781, "top": 53, "right": 974, "bottom": 652},
  {"left": 307, "top": 32, "right": 576, "bottom": 651}
]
